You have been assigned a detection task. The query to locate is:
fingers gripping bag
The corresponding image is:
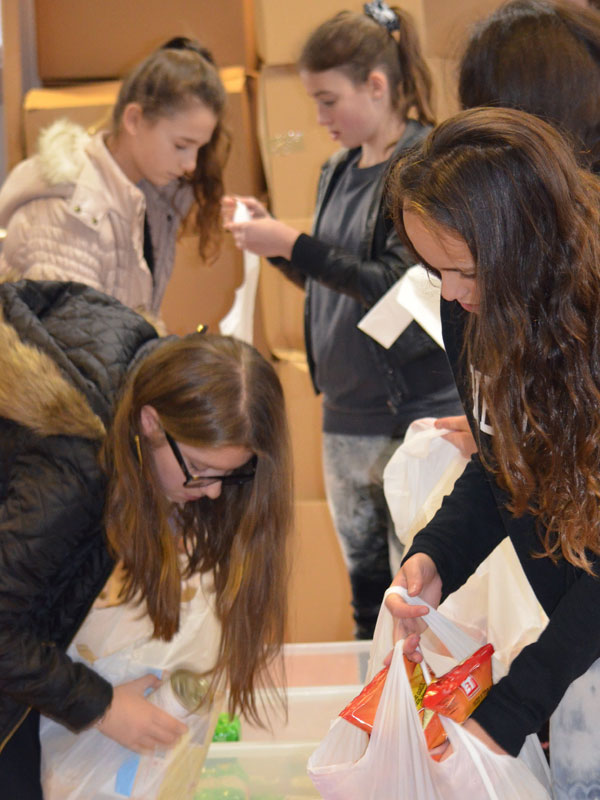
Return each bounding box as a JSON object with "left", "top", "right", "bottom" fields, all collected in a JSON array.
[{"left": 307, "top": 587, "right": 552, "bottom": 800}]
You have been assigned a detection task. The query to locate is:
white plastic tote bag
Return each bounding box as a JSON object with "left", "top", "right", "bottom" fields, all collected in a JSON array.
[
  {"left": 307, "top": 587, "right": 552, "bottom": 800},
  {"left": 41, "top": 572, "right": 221, "bottom": 800},
  {"left": 383, "top": 417, "right": 548, "bottom": 671}
]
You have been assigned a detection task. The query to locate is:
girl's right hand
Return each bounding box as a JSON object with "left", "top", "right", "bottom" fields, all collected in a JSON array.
[
  {"left": 221, "top": 195, "right": 269, "bottom": 225},
  {"left": 384, "top": 553, "right": 442, "bottom": 662},
  {"left": 95, "top": 674, "right": 188, "bottom": 753}
]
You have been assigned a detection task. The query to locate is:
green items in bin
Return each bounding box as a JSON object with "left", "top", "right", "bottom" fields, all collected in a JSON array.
[{"left": 212, "top": 712, "right": 242, "bottom": 742}]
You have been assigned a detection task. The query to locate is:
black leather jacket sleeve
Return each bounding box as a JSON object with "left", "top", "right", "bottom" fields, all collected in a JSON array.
[
  {"left": 404, "top": 436, "right": 600, "bottom": 756},
  {"left": 285, "top": 225, "right": 414, "bottom": 308},
  {"left": 0, "top": 439, "right": 113, "bottom": 732}
]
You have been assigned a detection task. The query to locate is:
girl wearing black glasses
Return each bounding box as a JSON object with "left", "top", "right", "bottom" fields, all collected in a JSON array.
[{"left": 0, "top": 280, "right": 292, "bottom": 798}]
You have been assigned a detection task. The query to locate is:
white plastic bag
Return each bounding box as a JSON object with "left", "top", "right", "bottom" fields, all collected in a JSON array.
[
  {"left": 383, "top": 418, "right": 548, "bottom": 670},
  {"left": 219, "top": 200, "right": 260, "bottom": 344},
  {"left": 41, "top": 572, "right": 222, "bottom": 800},
  {"left": 307, "top": 587, "right": 552, "bottom": 800},
  {"left": 383, "top": 417, "right": 468, "bottom": 549}
]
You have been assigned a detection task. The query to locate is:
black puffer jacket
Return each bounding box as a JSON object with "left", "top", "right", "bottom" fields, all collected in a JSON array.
[{"left": 0, "top": 280, "right": 158, "bottom": 751}]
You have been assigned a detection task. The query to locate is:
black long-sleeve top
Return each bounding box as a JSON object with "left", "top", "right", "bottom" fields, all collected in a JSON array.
[{"left": 404, "top": 298, "right": 600, "bottom": 756}]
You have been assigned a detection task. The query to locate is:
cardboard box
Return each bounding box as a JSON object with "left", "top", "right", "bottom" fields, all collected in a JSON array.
[
  {"left": 160, "top": 234, "right": 244, "bottom": 336},
  {"left": 22, "top": 68, "right": 265, "bottom": 199},
  {"left": 34, "top": 0, "right": 257, "bottom": 82},
  {"left": 258, "top": 217, "right": 311, "bottom": 354},
  {"left": 23, "top": 81, "right": 121, "bottom": 156},
  {"left": 275, "top": 352, "right": 324, "bottom": 501},
  {"left": 420, "top": 0, "right": 504, "bottom": 60},
  {"left": 427, "top": 57, "right": 460, "bottom": 122},
  {"left": 286, "top": 499, "right": 354, "bottom": 642},
  {"left": 257, "top": 65, "right": 338, "bottom": 219},
  {"left": 255, "top": 0, "right": 367, "bottom": 66},
  {"left": 254, "top": 0, "right": 501, "bottom": 65}
]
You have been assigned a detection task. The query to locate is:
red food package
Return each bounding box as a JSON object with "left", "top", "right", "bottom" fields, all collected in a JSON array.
[
  {"left": 422, "top": 643, "right": 494, "bottom": 723},
  {"left": 339, "top": 665, "right": 388, "bottom": 734},
  {"left": 339, "top": 658, "right": 447, "bottom": 752}
]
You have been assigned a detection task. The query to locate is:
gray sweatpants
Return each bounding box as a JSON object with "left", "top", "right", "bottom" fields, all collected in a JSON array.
[{"left": 322, "top": 432, "right": 404, "bottom": 639}]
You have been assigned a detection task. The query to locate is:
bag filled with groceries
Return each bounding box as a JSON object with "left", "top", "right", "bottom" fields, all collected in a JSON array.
[{"left": 307, "top": 587, "right": 552, "bottom": 800}]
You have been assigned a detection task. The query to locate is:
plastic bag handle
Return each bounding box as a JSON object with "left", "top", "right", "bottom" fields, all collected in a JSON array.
[
  {"left": 384, "top": 585, "right": 502, "bottom": 800},
  {"left": 384, "top": 586, "right": 482, "bottom": 662}
]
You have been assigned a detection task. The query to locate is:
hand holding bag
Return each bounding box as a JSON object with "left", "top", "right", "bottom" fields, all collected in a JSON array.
[{"left": 307, "top": 587, "right": 552, "bottom": 800}]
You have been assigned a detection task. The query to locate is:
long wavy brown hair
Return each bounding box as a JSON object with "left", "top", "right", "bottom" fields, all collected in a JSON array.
[
  {"left": 100, "top": 334, "right": 293, "bottom": 723},
  {"left": 298, "top": 7, "right": 435, "bottom": 127},
  {"left": 112, "top": 38, "right": 231, "bottom": 262},
  {"left": 387, "top": 107, "right": 600, "bottom": 573}
]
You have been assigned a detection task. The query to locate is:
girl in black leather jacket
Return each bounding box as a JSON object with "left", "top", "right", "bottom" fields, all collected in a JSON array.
[{"left": 224, "top": 2, "right": 461, "bottom": 639}]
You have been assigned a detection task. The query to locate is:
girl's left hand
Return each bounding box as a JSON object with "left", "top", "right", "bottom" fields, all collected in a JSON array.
[
  {"left": 225, "top": 217, "right": 300, "bottom": 259},
  {"left": 434, "top": 718, "right": 508, "bottom": 761}
]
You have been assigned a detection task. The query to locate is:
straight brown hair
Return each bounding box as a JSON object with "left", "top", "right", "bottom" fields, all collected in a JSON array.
[
  {"left": 100, "top": 334, "right": 293, "bottom": 723},
  {"left": 298, "top": 8, "right": 435, "bottom": 126},
  {"left": 459, "top": 0, "right": 600, "bottom": 171}
]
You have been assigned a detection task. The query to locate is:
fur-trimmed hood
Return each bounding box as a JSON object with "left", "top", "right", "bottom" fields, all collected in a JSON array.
[
  {"left": 0, "top": 304, "right": 105, "bottom": 440},
  {"left": 0, "top": 120, "right": 92, "bottom": 227},
  {"left": 0, "top": 280, "right": 158, "bottom": 440}
]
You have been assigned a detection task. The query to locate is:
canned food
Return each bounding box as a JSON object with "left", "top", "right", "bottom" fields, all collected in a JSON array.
[{"left": 150, "top": 668, "right": 210, "bottom": 719}]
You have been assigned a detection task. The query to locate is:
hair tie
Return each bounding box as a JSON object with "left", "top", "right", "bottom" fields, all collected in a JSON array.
[
  {"left": 363, "top": 0, "right": 400, "bottom": 33},
  {"left": 161, "top": 36, "right": 216, "bottom": 66}
]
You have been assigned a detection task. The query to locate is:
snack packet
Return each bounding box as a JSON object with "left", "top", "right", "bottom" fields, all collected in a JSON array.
[
  {"left": 422, "top": 643, "right": 494, "bottom": 723},
  {"left": 339, "top": 665, "right": 388, "bottom": 735},
  {"left": 339, "top": 657, "right": 446, "bottom": 751}
]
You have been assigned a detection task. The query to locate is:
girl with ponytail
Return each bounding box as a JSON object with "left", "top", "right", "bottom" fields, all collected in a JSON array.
[{"left": 224, "top": 2, "right": 461, "bottom": 639}]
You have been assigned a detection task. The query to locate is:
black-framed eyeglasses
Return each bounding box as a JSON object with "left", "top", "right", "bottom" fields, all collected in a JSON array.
[{"left": 164, "top": 431, "right": 257, "bottom": 489}]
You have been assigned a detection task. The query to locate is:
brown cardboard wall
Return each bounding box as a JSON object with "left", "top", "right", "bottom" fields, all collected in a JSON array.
[
  {"left": 23, "top": 82, "right": 121, "bottom": 156},
  {"left": 427, "top": 58, "right": 460, "bottom": 122},
  {"left": 275, "top": 353, "right": 324, "bottom": 501},
  {"left": 286, "top": 500, "right": 354, "bottom": 642},
  {"left": 34, "top": 0, "right": 257, "bottom": 82},
  {"left": 254, "top": 0, "right": 502, "bottom": 65},
  {"left": 257, "top": 66, "right": 338, "bottom": 220},
  {"left": 255, "top": 0, "right": 366, "bottom": 65}
]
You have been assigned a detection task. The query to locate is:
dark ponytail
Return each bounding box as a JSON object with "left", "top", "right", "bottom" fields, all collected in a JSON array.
[{"left": 298, "top": 7, "right": 435, "bottom": 126}]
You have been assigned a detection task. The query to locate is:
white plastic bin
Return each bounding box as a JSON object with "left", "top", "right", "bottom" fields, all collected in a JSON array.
[
  {"left": 283, "top": 640, "right": 371, "bottom": 688},
  {"left": 196, "top": 741, "right": 320, "bottom": 799},
  {"left": 240, "top": 684, "right": 362, "bottom": 744}
]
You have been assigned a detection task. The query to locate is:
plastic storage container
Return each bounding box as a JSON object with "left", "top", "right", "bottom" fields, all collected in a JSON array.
[
  {"left": 195, "top": 641, "right": 373, "bottom": 799},
  {"left": 283, "top": 640, "right": 371, "bottom": 688},
  {"left": 196, "top": 741, "right": 320, "bottom": 799}
]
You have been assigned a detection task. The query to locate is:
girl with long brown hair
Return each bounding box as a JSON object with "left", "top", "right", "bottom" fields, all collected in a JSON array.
[
  {"left": 385, "top": 106, "right": 600, "bottom": 795},
  {"left": 0, "top": 37, "right": 230, "bottom": 319},
  {"left": 0, "top": 280, "right": 292, "bottom": 798},
  {"left": 224, "top": 1, "right": 461, "bottom": 640}
]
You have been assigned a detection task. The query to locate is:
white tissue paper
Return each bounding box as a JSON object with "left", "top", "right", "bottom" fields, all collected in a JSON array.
[
  {"left": 219, "top": 201, "right": 261, "bottom": 344},
  {"left": 357, "top": 265, "right": 443, "bottom": 349}
]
